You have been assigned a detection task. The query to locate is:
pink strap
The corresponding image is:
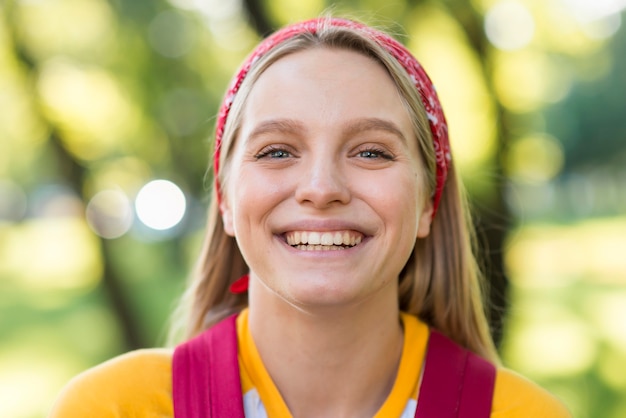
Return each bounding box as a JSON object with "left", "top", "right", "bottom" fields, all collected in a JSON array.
[
  {"left": 173, "top": 318, "right": 494, "bottom": 417},
  {"left": 415, "top": 330, "right": 496, "bottom": 418},
  {"left": 172, "top": 314, "right": 244, "bottom": 418}
]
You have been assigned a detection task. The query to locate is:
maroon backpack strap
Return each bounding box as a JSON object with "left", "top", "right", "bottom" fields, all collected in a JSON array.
[
  {"left": 172, "top": 314, "right": 245, "bottom": 418},
  {"left": 415, "top": 329, "right": 496, "bottom": 418}
]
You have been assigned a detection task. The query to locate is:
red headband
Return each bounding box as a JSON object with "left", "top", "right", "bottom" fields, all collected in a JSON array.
[{"left": 214, "top": 17, "right": 451, "bottom": 215}]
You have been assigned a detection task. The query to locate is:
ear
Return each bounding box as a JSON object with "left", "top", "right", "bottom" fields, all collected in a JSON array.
[
  {"left": 416, "top": 200, "right": 434, "bottom": 238},
  {"left": 220, "top": 199, "right": 235, "bottom": 237}
]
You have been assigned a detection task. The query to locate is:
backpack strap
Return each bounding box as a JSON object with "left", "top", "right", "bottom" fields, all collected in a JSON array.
[
  {"left": 172, "top": 314, "right": 245, "bottom": 418},
  {"left": 415, "top": 329, "right": 496, "bottom": 418},
  {"left": 172, "top": 316, "right": 494, "bottom": 418}
]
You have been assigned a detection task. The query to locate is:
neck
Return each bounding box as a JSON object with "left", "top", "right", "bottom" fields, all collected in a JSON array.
[{"left": 248, "top": 279, "right": 403, "bottom": 418}]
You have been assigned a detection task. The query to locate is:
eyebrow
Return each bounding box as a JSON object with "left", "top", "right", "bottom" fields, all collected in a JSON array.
[
  {"left": 245, "top": 117, "right": 407, "bottom": 143},
  {"left": 343, "top": 118, "right": 407, "bottom": 144},
  {"left": 246, "top": 119, "right": 306, "bottom": 143}
]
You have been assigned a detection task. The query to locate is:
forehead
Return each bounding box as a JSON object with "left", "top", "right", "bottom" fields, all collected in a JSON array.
[{"left": 240, "top": 47, "right": 414, "bottom": 134}]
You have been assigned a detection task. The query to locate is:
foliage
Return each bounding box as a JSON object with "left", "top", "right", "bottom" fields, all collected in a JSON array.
[{"left": 1, "top": 0, "right": 625, "bottom": 416}]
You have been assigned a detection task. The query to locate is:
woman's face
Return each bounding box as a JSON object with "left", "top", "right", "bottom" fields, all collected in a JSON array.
[{"left": 221, "top": 47, "right": 432, "bottom": 311}]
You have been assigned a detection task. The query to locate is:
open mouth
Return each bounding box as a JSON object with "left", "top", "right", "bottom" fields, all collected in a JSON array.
[{"left": 284, "top": 231, "right": 363, "bottom": 251}]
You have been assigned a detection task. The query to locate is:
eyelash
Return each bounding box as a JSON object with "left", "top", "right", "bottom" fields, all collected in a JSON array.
[
  {"left": 357, "top": 147, "right": 394, "bottom": 160},
  {"left": 254, "top": 146, "right": 394, "bottom": 161},
  {"left": 254, "top": 145, "right": 293, "bottom": 159}
]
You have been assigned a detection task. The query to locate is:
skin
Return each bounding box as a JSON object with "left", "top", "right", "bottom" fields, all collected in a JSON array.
[{"left": 221, "top": 47, "right": 433, "bottom": 417}]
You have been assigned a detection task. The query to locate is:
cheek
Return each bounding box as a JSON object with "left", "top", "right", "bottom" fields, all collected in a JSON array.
[
  {"left": 360, "top": 170, "right": 423, "bottom": 212},
  {"left": 229, "top": 168, "right": 291, "bottom": 224}
]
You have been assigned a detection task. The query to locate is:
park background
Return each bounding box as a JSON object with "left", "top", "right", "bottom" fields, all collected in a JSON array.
[{"left": 1, "top": 0, "right": 625, "bottom": 416}]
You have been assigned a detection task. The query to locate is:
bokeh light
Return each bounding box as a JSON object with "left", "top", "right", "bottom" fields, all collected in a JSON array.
[
  {"left": 407, "top": 5, "right": 497, "bottom": 189},
  {"left": 134, "top": 179, "right": 186, "bottom": 231},
  {"left": 13, "top": 0, "right": 117, "bottom": 61},
  {"left": 506, "top": 133, "right": 565, "bottom": 183},
  {"left": 0, "top": 218, "right": 102, "bottom": 292},
  {"left": 505, "top": 314, "right": 596, "bottom": 377},
  {"left": 37, "top": 58, "right": 140, "bottom": 161},
  {"left": 562, "top": 0, "right": 626, "bottom": 23},
  {"left": 581, "top": 13, "right": 622, "bottom": 39},
  {"left": 492, "top": 49, "right": 569, "bottom": 112},
  {"left": 506, "top": 219, "right": 626, "bottom": 288},
  {"left": 3, "top": 0, "right": 626, "bottom": 417},
  {"left": 485, "top": 0, "right": 535, "bottom": 50},
  {"left": 29, "top": 185, "right": 83, "bottom": 219},
  {"left": 86, "top": 189, "right": 133, "bottom": 239},
  {"left": 0, "top": 180, "right": 27, "bottom": 222}
]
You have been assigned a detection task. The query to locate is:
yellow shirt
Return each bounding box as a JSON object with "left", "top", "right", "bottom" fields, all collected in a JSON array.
[{"left": 49, "top": 310, "right": 571, "bottom": 417}]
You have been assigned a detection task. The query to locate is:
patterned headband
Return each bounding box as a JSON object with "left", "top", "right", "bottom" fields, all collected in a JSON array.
[{"left": 214, "top": 17, "right": 451, "bottom": 217}]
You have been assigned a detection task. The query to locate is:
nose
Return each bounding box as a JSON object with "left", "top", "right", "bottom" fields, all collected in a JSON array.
[{"left": 294, "top": 158, "right": 351, "bottom": 208}]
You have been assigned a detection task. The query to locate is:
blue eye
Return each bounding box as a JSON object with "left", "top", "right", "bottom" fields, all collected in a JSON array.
[
  {"left": 268, "top": 150, "right": 291, "bottom": 158},
  {"left": 358, "top": 148, "right": 393, "bottom": 160},
  {"left": 255, "top": 146, "right": 293, "bottom": 159},
  {"left": 359, "top": 150, "right": 379, "bottom": 158}
]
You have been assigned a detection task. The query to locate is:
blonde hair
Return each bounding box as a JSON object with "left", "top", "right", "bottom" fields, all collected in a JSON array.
[{"left": 171, "top": 20, "right": 499, "bottom": 363}]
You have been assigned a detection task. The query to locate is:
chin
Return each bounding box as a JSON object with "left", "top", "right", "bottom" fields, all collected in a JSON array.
[{"left": 280, "top": 282, "right": 382, "bottom": 313}]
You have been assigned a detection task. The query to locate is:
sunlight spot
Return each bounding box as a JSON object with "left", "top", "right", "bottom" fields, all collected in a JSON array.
[
  {"left": 0, "top": 180, "right": 27, "bottom": 222},
  {"left": 408, "top": 6, "right": 496, "bottom": 177},
  {"left": 493, "top": 49, "right": 567, "bottom": 112},
  {"left": 581, "top": 13, "right": 622, "bottom": 39},
  {"left": 135, "top": 180, "right": 186, "bottom": 231},
  {"left": 86, "top": 189, "right": 133, "bottom": 239},
  {"left": 586, "top": 292, "right": 626, "bottom": 349},
  {"left": 559, "top": 0, "right": 625, "bottom": 40},
  {"left": 14, "top": 0, "right": 117, "bottom": 60},
  {"left": 30, "top": 184, "right": 83, "bottom": 218},
  {"left": 561, "top": 0, "right": 626, "bottom": 23},
  {"left": 84, "top": 157, "right": 152, "bottom": 198},
  {"left": 485, "top": 0, "right": 535, "bottom": 50},
  {"left": 506, "top": 133, "right": 564, "bottom": 183},
  {"left": 168, "top": 0, "right": 253, "bottom": 53},
  {"left": 37, "top": 58, "right": 140, "bottom": 161},
  {"left": 506, "top": 318, "right": 595, "bottom": 377},
  {"left": 0, "top": 219, "right": 102, "bottom": 291},
  {"left": 506, "top": 218, "right": 626, "bottom": 287},
  {"left": 0, "top": 355, "right": 69, "bottom": 418},
  {"left": 169, "top": 0, "right": 242, "bottom": 20}
]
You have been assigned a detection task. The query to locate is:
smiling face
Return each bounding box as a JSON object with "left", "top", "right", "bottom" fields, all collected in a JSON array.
[{"left": 220, "top": 47, "right": 433, "bottom": 312}]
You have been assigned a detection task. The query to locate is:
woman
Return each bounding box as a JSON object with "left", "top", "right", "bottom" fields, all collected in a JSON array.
[{"left": 50, "top": 17, "right": 571, "bottom": 417}]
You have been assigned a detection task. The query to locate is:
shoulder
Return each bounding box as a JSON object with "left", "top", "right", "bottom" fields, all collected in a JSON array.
[
  {"left": 491, "top": 367, "right": 571, "bottom": 418},
  {"left": 48, "top": 348, "right": 173, "bottom": 418}
]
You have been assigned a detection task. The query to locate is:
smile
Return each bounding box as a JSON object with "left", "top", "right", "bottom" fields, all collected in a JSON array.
[{"left": 284, "top": 231, "right": 363, "bottom": 251}]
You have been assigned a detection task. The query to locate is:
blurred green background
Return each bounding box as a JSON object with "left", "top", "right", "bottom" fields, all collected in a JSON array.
[{"left": 1, "top": 0, "right": 625, "bottom": 417}]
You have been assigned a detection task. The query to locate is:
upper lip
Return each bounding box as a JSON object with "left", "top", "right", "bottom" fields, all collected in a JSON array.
[{"left": 275, "top": 220, "right": 373, "bottom": 236}]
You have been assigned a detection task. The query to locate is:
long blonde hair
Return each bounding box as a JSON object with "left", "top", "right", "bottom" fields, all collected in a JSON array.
[{"left": 171, "top": 19, "right": 499, "bottom": 363}]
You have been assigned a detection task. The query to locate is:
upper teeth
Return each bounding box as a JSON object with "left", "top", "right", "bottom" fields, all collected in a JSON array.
[{"left": 286, "top": 231, "right": 363, "bottom": 247}]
